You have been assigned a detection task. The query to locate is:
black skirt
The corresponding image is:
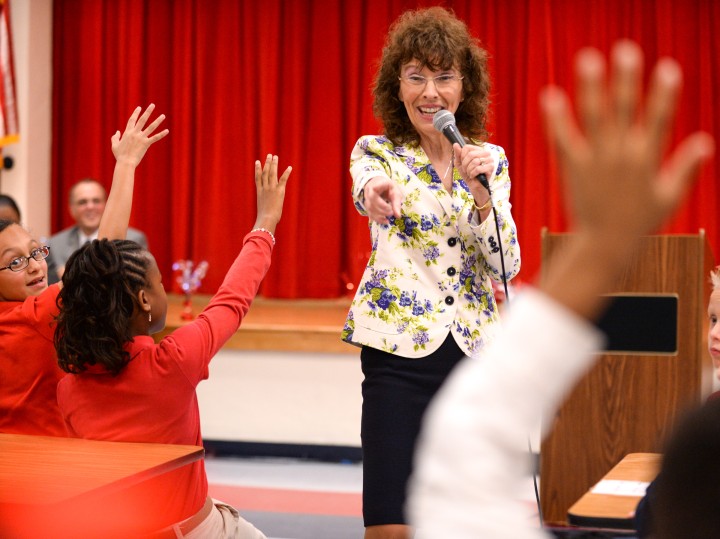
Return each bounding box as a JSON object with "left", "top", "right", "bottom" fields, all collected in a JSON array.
[{"left": 360, "top": 332, "right": 466, "bottom": 526}]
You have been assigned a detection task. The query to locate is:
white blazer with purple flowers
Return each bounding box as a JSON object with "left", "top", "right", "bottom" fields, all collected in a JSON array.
[{"left": 342, "top": 135, "right": 521, "bottom": 358}]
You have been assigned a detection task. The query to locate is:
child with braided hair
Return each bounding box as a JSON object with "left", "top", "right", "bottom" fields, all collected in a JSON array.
[
  {"left": 0, "top": 104, "right": 167, "bottom": 437},
  {"left": 54, "top": 153, "right": 291, "bottom": 538}
]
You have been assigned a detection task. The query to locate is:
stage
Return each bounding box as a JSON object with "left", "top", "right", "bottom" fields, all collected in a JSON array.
[{"left": 156, "top": 294, "right": 356, "bottom": 355}]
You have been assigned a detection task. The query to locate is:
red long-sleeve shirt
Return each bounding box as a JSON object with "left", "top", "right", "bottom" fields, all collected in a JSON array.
[
  {"left": 57, "top": 232, "right": 273, "bottom": 534},
  {"left": 0, "top": 284, "right": 69, "bottom": 436}
]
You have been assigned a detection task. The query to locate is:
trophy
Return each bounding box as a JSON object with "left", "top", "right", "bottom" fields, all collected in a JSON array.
[{"left": 172, "top": 259, "right": 209, "bottom": 320}]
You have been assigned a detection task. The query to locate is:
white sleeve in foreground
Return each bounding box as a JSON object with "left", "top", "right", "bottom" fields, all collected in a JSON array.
[{"left": 408, "top": 288, "right": 604, "bottom": 539}]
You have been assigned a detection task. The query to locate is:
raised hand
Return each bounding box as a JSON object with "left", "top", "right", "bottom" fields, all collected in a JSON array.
[
  {"left": 253, "top": 154, "right": 292, "bottom": 233},
  {"left": 111, "top": 104, "right": 169, "bottom": 168},
  {"left": 540, "top": 40, "right": 714, "bottom": 240},
  {"left": 99, "top": 104, "right": 169, "bottom": 241},
  {"left": 538, "top": 40, "right": 715, "bottom": 321}
]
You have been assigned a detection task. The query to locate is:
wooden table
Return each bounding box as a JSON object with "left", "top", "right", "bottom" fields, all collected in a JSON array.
[
  {"left": 0, "top": 433, "right": 204, "bottom": 537},
  {"left": 567, "top": 452, "right": 661, "bottom": 530}
]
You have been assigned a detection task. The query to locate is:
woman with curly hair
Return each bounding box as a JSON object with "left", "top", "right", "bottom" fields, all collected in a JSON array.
[
  {"left": 341, "top": 7, "right": 521, "bottom": 538},
  {"left": 0, "top": 105, "right": 166, "bottom": 437},
  {"left": 54, "top": 153, "right": 291, "bottom": 537}
]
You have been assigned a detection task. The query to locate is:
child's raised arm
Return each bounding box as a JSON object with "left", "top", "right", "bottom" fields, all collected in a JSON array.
[{"left": 99, "top": 104, "right": 169, "bottom": 240}]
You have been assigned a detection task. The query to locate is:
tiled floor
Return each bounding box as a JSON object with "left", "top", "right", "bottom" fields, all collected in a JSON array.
[
  {"left": 204, "top": 455, "right": 544, "bottom": 539},
  {"left": 206, "top": 456, "right": 364, "bottom": 539}
]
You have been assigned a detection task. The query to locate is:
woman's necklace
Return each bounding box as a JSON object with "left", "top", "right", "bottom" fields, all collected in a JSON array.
[{"left": 441, "top": 148, "right": 455, "bottom": 182}]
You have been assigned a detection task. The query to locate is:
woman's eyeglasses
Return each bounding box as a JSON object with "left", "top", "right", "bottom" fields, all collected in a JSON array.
[{"left": 398, "top": 73, "right": 464, "bottom": 88}]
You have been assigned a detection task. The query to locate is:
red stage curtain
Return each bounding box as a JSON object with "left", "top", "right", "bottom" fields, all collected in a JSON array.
[{"left": 52, "top": 0, "right": 719, "bottom": 298}]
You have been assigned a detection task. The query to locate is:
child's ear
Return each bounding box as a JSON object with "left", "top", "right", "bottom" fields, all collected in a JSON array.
[{"left": 136, "top": 289, "right": 151, "bottom": 314}]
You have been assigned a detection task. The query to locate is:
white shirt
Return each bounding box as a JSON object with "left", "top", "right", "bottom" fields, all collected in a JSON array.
[
  {"left": 78, "top": 230, "right": 98, "bottom": 245},
  {"left": 408, "top": 288, "right": 604, "bottom": 538}
]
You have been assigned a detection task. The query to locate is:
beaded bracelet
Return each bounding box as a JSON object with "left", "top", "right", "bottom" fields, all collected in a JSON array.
[
  {"left": 251, "top": 227, "right": 276, "bottom": 245},
  {"left": 474, "top": 198, "right": 492, "bottom": 212}
]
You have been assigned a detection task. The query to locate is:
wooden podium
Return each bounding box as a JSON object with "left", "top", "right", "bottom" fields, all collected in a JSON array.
[{"left": 539, "top": 232, "right": 715, "bottom": 525}]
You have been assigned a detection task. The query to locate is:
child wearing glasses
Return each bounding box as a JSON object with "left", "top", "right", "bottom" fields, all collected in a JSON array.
[
  {"left": 52, "top": 148, "right": 289, "bottom": 535},
  {"left": 0, "top": 104, "right": 167, "bottom": 437}
]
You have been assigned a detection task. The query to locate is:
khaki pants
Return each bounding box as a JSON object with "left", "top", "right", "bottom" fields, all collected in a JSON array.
[{"left": 174, "top": 500, "right": 266, "bottom": 539}]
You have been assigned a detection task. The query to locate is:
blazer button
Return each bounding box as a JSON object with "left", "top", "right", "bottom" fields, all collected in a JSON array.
[
  {"left": 445, "top": 296, "right": 454, "bottom": 306},
  {"left": 447, "top": 267, "right": 456, "bottom": 276},
  {"left": 447, "top": 237, "right": 458, "bottom": 247}
]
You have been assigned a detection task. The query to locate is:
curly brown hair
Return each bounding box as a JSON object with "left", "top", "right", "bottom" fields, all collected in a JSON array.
[{"left": 373, "top": 7, "right": 492, "bottom": 146}]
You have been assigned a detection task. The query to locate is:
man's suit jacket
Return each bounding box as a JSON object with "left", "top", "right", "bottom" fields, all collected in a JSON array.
[{"left": 46, "top": 226, "right": 148, "bottom": 284}]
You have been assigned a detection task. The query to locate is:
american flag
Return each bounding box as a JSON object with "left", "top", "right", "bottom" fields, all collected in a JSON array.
[{"left": 0, "top": 0, "right": 18, "bottom": 147}]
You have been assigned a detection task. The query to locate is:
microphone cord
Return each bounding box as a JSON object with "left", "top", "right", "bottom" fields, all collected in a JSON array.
[
  {"left": 486, "top": 187, "right": 543, "bottom": 530},
  {"left": 529, "top": 438, "right": 544, "bottom": 528},
  {"left": 483, "top": 184, "right": 509, "bottom": 303},
  {"left": 490, "top": 204, "right": 510, "bottom": 302},
  {"left": 432, "top": 108, "right": 544, "bottom": 527}
]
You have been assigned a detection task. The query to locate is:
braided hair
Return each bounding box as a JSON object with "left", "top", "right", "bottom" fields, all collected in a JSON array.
[{"left": 55, "top": 239, "right": 150, "bottom": 376}]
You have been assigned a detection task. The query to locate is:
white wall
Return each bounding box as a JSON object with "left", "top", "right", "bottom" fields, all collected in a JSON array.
[
  {"left": 197, "top": 349, "right": 364, "bottom": 447},
  {"left": 3, "top": 0, "right": 53, "bottom": 240}
]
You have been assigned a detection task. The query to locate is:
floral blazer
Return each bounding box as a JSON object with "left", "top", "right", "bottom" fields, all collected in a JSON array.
[{"left": 342, "top": 135, "right": 521, "bottom": 358}]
